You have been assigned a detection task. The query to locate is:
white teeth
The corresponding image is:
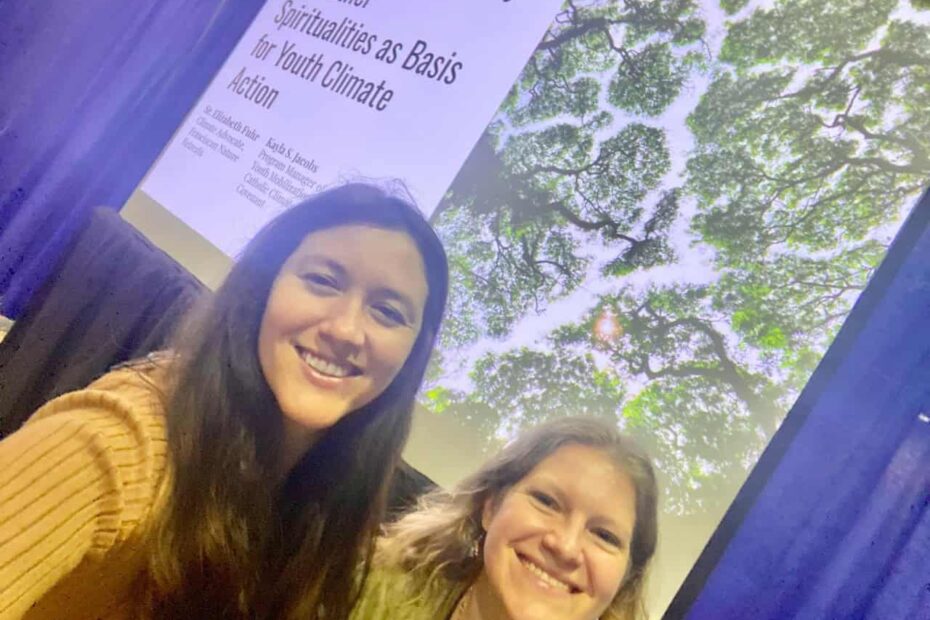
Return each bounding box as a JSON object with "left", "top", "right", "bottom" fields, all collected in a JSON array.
[
  {"left": 520, "top": 558, "right": 572, "bottom": 592},
  {"left": 301, "top": 351, "right": 352, "bottom": 378}
]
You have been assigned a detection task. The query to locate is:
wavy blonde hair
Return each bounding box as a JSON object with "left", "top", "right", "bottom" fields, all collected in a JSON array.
[{"left": 377, "top": 417, "right": 659, "bottom": 620}]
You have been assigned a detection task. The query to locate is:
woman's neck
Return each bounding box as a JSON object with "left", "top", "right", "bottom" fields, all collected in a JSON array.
[
  {"left": 277, "top": 418, "right": 318, "bottom": 481},
  {"left": 455, "top": 574, "right": 507, "bottom": 620},
  {"left": 453, "top": 585, "right": 478, "bottom": 620}
]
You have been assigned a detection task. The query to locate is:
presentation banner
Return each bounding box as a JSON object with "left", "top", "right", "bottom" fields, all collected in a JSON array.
[{"left": 142, "top": 0, "right": 562, "bottom": 256}]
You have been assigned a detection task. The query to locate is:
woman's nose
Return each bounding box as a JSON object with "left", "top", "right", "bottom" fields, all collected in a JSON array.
[
  {"left": 318, "top": 296, "right": 366, "bottom": 354},
  {"left": 542, "top": 521, "right": 584, "bottom": 566}
]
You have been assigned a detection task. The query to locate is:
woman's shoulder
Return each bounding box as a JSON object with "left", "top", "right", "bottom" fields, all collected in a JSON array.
[
  {"left": 107, "top": 350, "right": 177, "bottom": 376},
  {"left": 0, "top": 354, "right": 175, "bottom": 618},
  {"left": 352, "top": 563, "right": 463, "bottom": 620},
  {"left": 29, "top": 351, "right": 174, "bottom": 428},
  {"left": 21, "top": 352, "right": 175, "bottom": 506},
  {"left": 98, "top": 350, "right": 176, "bottom": 395}
]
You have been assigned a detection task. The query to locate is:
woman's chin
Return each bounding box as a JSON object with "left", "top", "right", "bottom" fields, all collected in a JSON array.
[{"left": 279, "top": 391, "right": 354, "bottom": 427}]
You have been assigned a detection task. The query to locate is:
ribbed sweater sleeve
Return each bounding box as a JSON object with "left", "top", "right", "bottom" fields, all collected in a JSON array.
[{"left": 0, "top": 369, "right": 168, "bottom": 619}]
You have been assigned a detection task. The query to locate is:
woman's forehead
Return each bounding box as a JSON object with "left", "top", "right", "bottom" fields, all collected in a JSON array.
[{"left": 286, "top": 225, "right": 429, "bottom": 302}]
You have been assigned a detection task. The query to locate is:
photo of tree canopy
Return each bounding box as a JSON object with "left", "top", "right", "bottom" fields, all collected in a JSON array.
[{"left": 419, "top": 0, "right": 929, "bottom": 613}]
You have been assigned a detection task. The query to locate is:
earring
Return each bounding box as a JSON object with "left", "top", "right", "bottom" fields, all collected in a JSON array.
[{"left": 469, "top": 532, "right": 483, "bottom": 559}]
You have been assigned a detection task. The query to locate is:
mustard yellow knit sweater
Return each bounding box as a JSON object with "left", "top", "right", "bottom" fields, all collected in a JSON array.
[{"left": 0, "top": 364, "right": 169, "bottom": 619}]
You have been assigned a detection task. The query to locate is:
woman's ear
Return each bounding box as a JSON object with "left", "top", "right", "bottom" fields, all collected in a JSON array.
[{"left": 481, "top": 493, "right": 498, "bottom": 530}]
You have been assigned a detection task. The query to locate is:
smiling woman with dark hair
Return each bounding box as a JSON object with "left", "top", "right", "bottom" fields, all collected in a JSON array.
[{"left": 0, "top": 183, "right": 449, "bottom": 620}]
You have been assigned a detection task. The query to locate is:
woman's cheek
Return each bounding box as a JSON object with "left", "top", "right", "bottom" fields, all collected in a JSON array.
[{"left": 593, "top": 554, "right": 629, "bottom": 602}]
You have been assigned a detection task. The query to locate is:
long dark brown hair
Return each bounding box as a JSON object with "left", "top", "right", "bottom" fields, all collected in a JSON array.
[{"left": 143, "top": 183, "right": 449, "bottom": 619}]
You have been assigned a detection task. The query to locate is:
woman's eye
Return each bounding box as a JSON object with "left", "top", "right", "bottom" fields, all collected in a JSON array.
[
  {"left": 373, "top": 304, "right": 407, "bottom": 326},
  {"left": 530, "top": 491, "right": 558, "bottom": 510},
  {"left": 303, "top": 273, "right": 338, "bottom": 290},
  {"left": 594, "top": 528, "right": 623, "bottom": 549}
]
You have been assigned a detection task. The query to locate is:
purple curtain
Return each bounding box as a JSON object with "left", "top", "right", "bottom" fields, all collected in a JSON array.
[
  {"left": 0, "top": 208, "right": 206, "bottom": 437},
  {"left": 0, "top": 0, "right": 264, "bottom": 318},
  {"left": 667, "top": 188, "right": 930, "bottom": 619}
]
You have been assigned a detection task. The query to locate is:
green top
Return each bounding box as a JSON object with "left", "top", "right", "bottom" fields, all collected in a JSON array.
[{"left": 350, "top": 564, "right": 468, "bottom": 620}]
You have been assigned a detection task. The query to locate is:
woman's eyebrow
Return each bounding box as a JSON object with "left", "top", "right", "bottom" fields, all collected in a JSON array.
[
  {"left": 529, "top": 476, "right": 568, "bottom": 504},
  {"left": 294, "top": 255, "right": 346, "bottom": 277},
  {"left": 595, "top": 515, "right": 632, "bottom": 542}
]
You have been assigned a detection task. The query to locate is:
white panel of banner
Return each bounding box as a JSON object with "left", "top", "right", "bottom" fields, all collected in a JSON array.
[{"left": 142, "top": 0, "right": 561, "bottom": 256}]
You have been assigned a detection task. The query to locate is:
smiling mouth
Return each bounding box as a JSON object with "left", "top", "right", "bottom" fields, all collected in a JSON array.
[
  {"left": 517, "top": 553, "right": 580, "bottom": 594},
  {"left": 296, "top": 346, "right": 361, "bottom": 379}
]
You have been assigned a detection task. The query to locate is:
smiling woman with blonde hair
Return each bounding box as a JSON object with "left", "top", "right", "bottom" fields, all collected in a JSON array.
[{"left": 352, "top": 416, "right": 659, "bottom": 620}]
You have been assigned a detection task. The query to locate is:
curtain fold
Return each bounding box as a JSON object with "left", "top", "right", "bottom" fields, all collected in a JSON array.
[
  {"left": 0, "top": 207, "right": 205, "bottom": 437},
  {"left": 0, "top": 0, "right": 265, "bottom": 318},
  {"left": 672, "top": 188, "right": 930, "bottom": 620}
]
